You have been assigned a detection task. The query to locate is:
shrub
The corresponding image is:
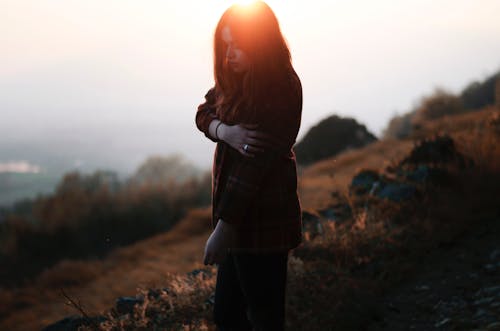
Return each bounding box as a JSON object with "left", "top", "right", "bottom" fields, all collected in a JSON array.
[
  {"left": 460, "top": 69, "right": 500, "bottom": 110},
  {"left": 411, "top": 87, "right": 464, "bottom": 128},
  {"left": 294, "top": 114, "right": 377, "bottom": 166},
  {"left": 382, "top": 111, "right": 416, "bottom": 139},
  {"left": 0, "top": 165, "right": 212, "bottom": 286},
  {"left": 128, "top": 153, "right": 203, "bottom": 186},
  {"left": 495, "top": 75, "right": 500, "bottom": 109}
]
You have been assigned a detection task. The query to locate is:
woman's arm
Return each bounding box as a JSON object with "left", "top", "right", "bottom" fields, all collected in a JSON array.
[
  {"left": 196, "top": 87, "right": 280, "bottom": 156},
  {"left": 207, "top": 119, "right": 226, "bottom": 142},
  {"left": 196, "top": 87, "right": 223, "bottom": 143}
]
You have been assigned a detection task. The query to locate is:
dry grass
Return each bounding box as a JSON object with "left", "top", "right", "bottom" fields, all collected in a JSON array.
[
  {"left": 298, "top": 138, "right": 414, "bottom": 210},
  {"left": 2, "top": 107, "right": 500, "bottom": 331},
  {"left": 0, "top": 208, "right": 213, "bottom": 331}
]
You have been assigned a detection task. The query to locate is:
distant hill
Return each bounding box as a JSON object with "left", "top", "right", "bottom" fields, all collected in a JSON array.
[
  {"left": 382, "top": 68, "right": 500, "bottom": 139},
  {"left": 0, "top": 171, "right": 61, "bottom": 209}
]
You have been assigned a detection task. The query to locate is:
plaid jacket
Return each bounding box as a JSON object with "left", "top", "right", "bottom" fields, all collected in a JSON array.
[{"left": 195, "top": 72, "right": 303, "bottom": 253}]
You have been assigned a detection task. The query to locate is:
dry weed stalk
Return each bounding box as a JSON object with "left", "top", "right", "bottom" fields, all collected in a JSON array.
[
  {"left": 59, "top": 287, "right": 101, "bottom": 331},
  {"left": 352, "top": 209, "right": 367, "bottom": 232}
]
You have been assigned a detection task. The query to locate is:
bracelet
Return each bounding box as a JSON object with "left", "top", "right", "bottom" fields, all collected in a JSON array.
[{"left": 215, "top": 121, "right": 223, "bottom": 140}]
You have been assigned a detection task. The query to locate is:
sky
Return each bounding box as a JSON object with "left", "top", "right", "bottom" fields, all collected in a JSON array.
[{"left": 1, "top": 0, "right": 500, "bottom": 174}]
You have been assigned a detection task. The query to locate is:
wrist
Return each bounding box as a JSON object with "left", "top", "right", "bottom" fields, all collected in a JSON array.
[
  {"left": 215, "top": 121, "right": 223, "bottom": 141},
  {"left": 214, "top": 219, "right": 236, "bottom": 247},
  {"left": 216, "top": 219, "right": 235, "bottom": 233},
  {"left": 217, "top": 123, "right": 227, "bottom": 142}
]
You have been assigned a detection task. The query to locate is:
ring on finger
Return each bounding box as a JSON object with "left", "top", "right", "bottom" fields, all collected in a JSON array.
[{"left": 243, "top": 144, "right": 249, "bottom": 152}]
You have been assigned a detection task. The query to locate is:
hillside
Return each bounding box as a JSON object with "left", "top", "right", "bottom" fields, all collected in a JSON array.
[
  {"left": 1, "top": 107, "right": 499, "bottom": 331},
  {"left": 0, "top": 209, "right": 213, "bottom": 331}
]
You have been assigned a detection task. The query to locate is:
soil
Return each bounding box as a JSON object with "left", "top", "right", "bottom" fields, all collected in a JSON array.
[{"left": 367, "top": 216, "right": 500, "bottom": 331}]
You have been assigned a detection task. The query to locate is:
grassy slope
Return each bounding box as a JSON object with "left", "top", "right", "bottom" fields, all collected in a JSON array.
[
  {"left": 0, "top": 208, "right": 213, "bottom": 331},
  {"left": 1, "top": 106, "right": 499, "bottom": 331}
]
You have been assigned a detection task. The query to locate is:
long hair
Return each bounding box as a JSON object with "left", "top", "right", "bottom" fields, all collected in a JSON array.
[{"left": 213, "top": 1, "right": 295, "bottom": 124}]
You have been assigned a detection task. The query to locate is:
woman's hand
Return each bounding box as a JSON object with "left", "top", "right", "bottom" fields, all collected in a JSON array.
[
  {"left": 203, "top": 219, "right": 236, "bottom": 265},
  {"left": 218, "top": 122, "right": 284, "bottom": 157}
]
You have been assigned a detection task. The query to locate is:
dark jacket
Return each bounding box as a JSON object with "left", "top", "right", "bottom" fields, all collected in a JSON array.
[{"left": 195, "top": 71, "right": 303, "bottom": 252}]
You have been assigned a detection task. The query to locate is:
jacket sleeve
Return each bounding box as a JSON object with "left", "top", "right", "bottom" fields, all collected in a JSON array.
[
  {"left": 213, "top": 79, "right": 302, "bottom": 226},
  {"left": 195, "top": 87, "right": 221, "bottom": 143}
]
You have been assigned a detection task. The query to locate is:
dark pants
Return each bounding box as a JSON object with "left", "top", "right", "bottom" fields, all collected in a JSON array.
[{"left": 213, "top": 249, "right": 289, "bottom": 331}]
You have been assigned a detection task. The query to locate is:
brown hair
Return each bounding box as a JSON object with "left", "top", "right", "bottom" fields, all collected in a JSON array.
[{"left": 213, "top": 1, "right": 296, "bottom": 124}]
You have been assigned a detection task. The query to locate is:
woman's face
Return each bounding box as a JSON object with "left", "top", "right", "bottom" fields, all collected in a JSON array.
[{"left": 221, "top": 26, "right": 250, "bottom": 74}]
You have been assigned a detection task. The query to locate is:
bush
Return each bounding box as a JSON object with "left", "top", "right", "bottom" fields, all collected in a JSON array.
[
  {"left": 294, "top": 114, "right": 377, "bottom": 166},
  {"left": 460, "top": 70, "right": 500, "bottom": 110},
  {"left": 495, "top": 76, "right": 500, "bottom": 109},
  {"left": 411, "top": 87, "right": 464, "bottom": 128},
  {"left": 382, "top": 111, "right": 416, "bottom": 139},
  {"left": 0, "top": 166, "right": 212, "bottom": 287},
  {"left": 128, "top": 153, "right": 203, "bottom": 186},
  {"left": 382, "top": 69, "right": 500, "bottom": 139}
]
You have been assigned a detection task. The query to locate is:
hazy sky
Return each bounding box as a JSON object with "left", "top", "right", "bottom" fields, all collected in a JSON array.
[{"left": 2, "top": 0, "right": 500, "bottom": 173}]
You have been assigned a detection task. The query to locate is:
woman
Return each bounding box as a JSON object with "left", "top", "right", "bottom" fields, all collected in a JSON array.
[{"left": 195, "top": 2, "right": 303, "bottom": 330}]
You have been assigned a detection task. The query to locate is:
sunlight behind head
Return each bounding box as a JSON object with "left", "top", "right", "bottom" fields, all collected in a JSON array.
[
  {"left": 216, "top": 0, "right": 288, "bottom": 18},
  {"left": 234, "top": 0, "right": 258, "bottom": 6}
]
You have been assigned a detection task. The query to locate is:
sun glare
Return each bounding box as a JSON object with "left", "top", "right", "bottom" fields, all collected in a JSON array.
[
  {"left": 222, "top": 0, "right": 289, "bottom": 20},
  {"left": 234, "top": 0, "right": 258, "bottom": 6},
  {"left": 212, "top": 1, "right": 288, "bottom": 21}
]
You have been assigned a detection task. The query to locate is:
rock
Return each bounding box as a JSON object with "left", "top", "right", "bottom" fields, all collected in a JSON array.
[
  {"left": 41, "top": 315, "right": 108, "bottom": 331},
  {"left": 474, "top": 308, "right": 487, "bottom": 318},
  {"left": 350, "top": 169, "right": 380, "bottom": 195},
  {"left": 318, "top": 207, "right": 335, "bottom": 219},
  {"left": 41, "top": 315, "right": 84, "bottom": 331},
  {"left": 115, "top": 296, "right": 144, "bottom": 315},
  {"left": 205, "top": 292, "right": 215, "bottom": 305},
  {"left": 301, "top": 211, "right": 323, "bottom": 239},
  {"left": 405, "top": 164, "right": 430, "bottom": 182},
  {"left": 483, "top": 262, "right": 500, "bottom": 272},
  {"left": 469, "top": 272, "right": 479, "bottom": 279},
  {"left": 486, "top": 321, "right": 500, "bottom": 330},
  {"left": 434, "top": 317, "right": 451, "bottom": 327},
  {"left": 187, "top": 269, "right": 204, "bottom": 277},
  {"left": 349, "top": 169, "right": 420, "bottom": 203},
  {"left": 373, "top": 181, "right": 418, "bottom": 202},
  {"left": 186, "top": 268, "right": 212, "bottom": 280},
  {"left": 302, "top": 210, "right": 320, "bottom": 224},
  {"left": 396, "top": 164, "right": 453, "bottom": 186},
  {"left": 489, "top": 248, "right": 500, "bottom": 261},
  {"left": 483, "top": 285, "right": 500, "bottom": 294},
  {"left": 473, "top": 297, "right": 495, "bottom": 306},
  {"left": 398, "top": 134, "right": 474, "bottom": 170},
  {"left": 147, "top": 288, "right": 171, "bottom": 300},
  {"left": 317, "top": 203, "right": 352, "bottom": 223},
  {"left": 414, "top": 284, "right": 430, "bottom": 291}
]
